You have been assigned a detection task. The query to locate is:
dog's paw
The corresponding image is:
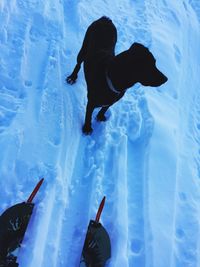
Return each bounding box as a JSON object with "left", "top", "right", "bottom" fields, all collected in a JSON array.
[
  {"left": 96, "top": 113, "right": 107, "bottom": 122},
  {"left": 82, "top": 124, "right": 93, "bottom": 135},
  {"left": 66, "top": 74, "right": 77, "bottom": 85}
]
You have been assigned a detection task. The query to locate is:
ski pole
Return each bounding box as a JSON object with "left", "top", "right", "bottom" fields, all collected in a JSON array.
[
  {"left": 27, "top": 178, "right": 44, "bottom": 203},
  {"left": 95, "top": 196, "right": 106, "bottom": 223}
]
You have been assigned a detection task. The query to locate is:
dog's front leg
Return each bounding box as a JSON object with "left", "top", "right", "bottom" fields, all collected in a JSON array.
[
  {"left": 67, "top": 28, "right": 90, "bottom": 85},
  {"left": 66, "top": 63, "right": 81, "bottom": 84},
  {"left": 82, "top": 102, "right": 95, "bottom": 135}
]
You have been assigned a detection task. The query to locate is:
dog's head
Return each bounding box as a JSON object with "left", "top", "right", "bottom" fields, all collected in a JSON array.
[
  {"left": 109, "top": 43, "right": 168, "bottom": 89},
  {"left": 129, "top": 43, "right": 168, "bottom": 86}
]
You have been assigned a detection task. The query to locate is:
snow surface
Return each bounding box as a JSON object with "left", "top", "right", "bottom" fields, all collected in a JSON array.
[{"left": 0, "top": 0, "right": 200, "bottom": 266}]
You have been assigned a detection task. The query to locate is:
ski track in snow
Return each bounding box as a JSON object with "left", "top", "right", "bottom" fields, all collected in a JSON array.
[
  {"left": 1, "top": 0, "right": 200, "bottom": 267},
  {"left": 146, "top": 1, "right": 200, "bottom": 267},
  {"left": 169, "top": 3, "right": 200, "bottom": 266}
]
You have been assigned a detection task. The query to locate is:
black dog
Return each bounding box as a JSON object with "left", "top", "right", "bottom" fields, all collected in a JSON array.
[{"left": 67, "top": 16, "right": 168, "bottom": 134}]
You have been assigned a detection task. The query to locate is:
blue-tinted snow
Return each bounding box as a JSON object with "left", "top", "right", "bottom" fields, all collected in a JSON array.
[{"left": 0, "top": 1, "right": 200, "bottom": 267}]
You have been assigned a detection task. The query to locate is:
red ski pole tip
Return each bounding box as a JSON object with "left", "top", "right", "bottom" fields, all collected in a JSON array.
[
  {"left": 95, "top": 196, "right": 106, "bottom": 223},
  {"left": 27, "top": 178, "right": 44, "bottom": 203}
]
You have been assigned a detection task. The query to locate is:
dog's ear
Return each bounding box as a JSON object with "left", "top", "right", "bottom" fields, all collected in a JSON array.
[
  {"left": 129, "top": 43, "right": 156, "bottom": 65},
  {"left": 129, "top": 43, "right": 151, "bottom": 56},
  {"left": 129, "top": 42, "right": 145, "bottom": 51}
]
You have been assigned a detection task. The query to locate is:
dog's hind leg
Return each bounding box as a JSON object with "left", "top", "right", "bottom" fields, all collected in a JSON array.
[
  {"left": 96, "top": 106, "right": 110, "bottom": 122},
  {"left": 82, "top": 102, "right": 95, "bottom": 134}
]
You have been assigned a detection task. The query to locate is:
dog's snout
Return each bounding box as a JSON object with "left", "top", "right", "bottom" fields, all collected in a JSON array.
[
  {"left": 161, "top": 73, "right": 168, "bottom": 84},
  {"left": 154, "top": 69, "right": 168, "bottom": 86}
]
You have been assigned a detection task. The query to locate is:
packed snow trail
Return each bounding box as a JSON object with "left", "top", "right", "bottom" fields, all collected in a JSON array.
[{"left": 0, "top": 1, "right": 200, "bottom": 267}]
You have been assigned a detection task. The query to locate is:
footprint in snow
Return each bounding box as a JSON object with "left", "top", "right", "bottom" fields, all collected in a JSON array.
[
  {"left": 24, "top": 80, "right": 32, "bottom": 87},
  {"left": 130, "top": 239, "right": 143, "bottom": 254},
  {"left": 179, "top": 192, "right": 187, "bottom": 202},
  {"left": 176, "top": 228, "right": 185, "bottom": 240}
]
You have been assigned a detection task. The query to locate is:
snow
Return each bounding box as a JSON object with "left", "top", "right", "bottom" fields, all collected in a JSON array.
[{"left": 1, "top": 0, "right": 200, "bottom": 266}]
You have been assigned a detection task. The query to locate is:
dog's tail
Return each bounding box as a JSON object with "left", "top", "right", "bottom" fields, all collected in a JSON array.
[
  {"left": 99, "top": 16, "right": 112, "bottom": 23},
  {"left": 91, "top": 16, "right": 117, "bottom": 50}
]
